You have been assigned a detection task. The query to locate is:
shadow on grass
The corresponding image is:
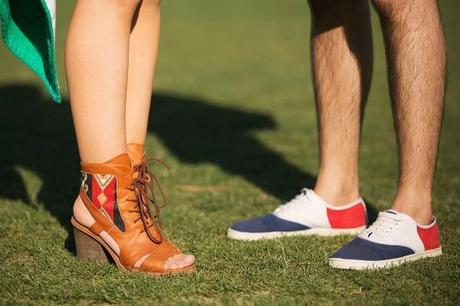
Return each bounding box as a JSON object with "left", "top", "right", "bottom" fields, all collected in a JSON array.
[
  {"left": 2, "top": 83, "right": 378, "bottom": 254},
  {"left": 148, "top": 94, "right": 317, "bottom": 202},
  {"left": 146, "top": 95, "right": 378, "bottom": 222},
  {"left": 0, "top": 84, "right": 79, "bottom": 252}
]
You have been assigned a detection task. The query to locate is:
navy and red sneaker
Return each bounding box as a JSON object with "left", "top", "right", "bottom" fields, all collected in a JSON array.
[
  {"left": 228, "top": 189, "right": 367, "bottom": 240},
  {"left": 329, "top": 210, "right": 442, "bottom": 270}
]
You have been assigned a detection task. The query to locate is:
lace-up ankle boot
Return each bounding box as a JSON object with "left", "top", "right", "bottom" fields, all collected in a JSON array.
[{"left": 71, "top": 152, "right": 195, "bottom": 274}]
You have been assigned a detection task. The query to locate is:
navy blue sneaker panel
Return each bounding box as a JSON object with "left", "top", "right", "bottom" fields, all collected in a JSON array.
[
  {"left": 331, "top": 237, "right": 415, "bottom": 261},
  {"left": 231, "top": 214, "right": 310, "bottom": 233}
]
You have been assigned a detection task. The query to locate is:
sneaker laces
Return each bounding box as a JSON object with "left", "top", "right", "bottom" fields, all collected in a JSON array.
[
  {"left": 363, "top": 211, "right": 402, "bottom": 241},
  {"left": 274, "top": 188, "right": 311, "bottom": 214}
]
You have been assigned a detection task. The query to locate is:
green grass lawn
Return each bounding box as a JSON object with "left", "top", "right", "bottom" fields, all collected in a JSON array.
[{"left": 1, "top": 0, "right": 459, "bottom": 304}]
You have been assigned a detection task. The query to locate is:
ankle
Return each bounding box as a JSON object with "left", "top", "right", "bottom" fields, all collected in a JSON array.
[
  {"left": 73, "top": 196, "right": 97, "bottom": 228},
  {"left": 391, "top": 191, "right": 433, "bottom": 225},
  {"left": 314, "top": 180, "right": 360, "bottom": 206}
]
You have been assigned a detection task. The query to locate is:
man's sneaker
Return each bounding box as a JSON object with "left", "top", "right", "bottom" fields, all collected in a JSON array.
[
  {"left": 227, "top": 188, "right": 367, "bottom": 240},
  {"left": 329, "top": 210, "right": 442, "bottom": 270}
]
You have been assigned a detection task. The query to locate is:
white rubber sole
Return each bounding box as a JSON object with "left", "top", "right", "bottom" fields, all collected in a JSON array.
[
  {"left": 227, "top": 226, "right": 366, "bottom": 241},
  {"left": 329, "top": 247, "right": 442, "bottom": 270}
]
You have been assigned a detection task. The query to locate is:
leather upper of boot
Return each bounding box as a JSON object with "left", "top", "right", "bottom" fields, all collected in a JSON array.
[{"left": 78, "top": 153, "right": 183, "bottom": 272}]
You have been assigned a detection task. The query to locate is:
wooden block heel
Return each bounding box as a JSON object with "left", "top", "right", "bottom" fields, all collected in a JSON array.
[{"left": 73, "top": 226, "right": 109, "bottom": 264}]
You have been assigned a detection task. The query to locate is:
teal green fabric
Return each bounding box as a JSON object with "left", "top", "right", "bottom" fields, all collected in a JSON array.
[{"left": 0, "top": 0, "right": 61, "bottom": 102}]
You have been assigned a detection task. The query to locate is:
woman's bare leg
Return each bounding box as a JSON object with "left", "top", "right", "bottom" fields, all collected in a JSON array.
[
  {"left": 125, "top": 0, "right": 160, "bottom": 145},
  {"left": 66, "top": 0, "right": 139, "bottom": 163},
  {"left": 66, "top": 0, "right": 193, "bottom": 269}
]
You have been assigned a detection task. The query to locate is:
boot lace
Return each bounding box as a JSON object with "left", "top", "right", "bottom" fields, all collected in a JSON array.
[{"left": 127, "top": 158, "right": 172, "bottom": 243}]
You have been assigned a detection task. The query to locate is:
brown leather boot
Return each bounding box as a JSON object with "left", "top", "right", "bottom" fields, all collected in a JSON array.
[{"left": 71, "top": 152, "right": 195, "bottom": 274}]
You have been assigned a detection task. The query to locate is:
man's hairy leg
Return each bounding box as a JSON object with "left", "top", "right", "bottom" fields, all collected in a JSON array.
[
  {"left": 373, "top": 0, "right": 446, "bottom": 224},
  {"left": 310, "top": 0, "right": 373, "bottom": 205}
]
